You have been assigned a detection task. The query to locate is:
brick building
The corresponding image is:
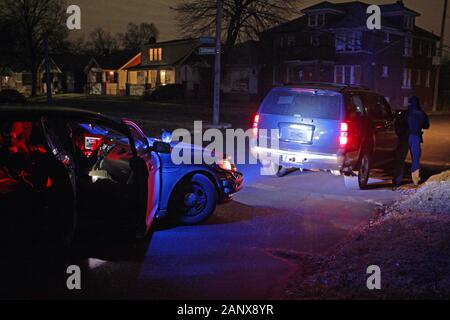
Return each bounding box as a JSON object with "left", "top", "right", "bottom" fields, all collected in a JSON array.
[{"left": 260, "top": 1, "right": 440, "bottom": 110}]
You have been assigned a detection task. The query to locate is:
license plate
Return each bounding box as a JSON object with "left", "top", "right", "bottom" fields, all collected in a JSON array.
[{"left": 287, "top": 125, "right": 313, "bottom": 144}]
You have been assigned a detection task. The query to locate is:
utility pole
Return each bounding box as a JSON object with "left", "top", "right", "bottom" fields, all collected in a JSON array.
[
  {"left": 212, "top": 0, "right": 222, "bottom": 126},
  {"left": 44, "top": 33, "right": 53, "bottom": 104},
  {"left": 432, "top": 0, "right": 448, "bottom": 112}
]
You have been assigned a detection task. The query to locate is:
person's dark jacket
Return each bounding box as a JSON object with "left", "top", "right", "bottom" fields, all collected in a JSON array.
[
  {"left": 394, "top": 111, "right": 409, "bottom": 138},
  {"left": 408, "top": 100, "right": 430, "bottom": 136}
]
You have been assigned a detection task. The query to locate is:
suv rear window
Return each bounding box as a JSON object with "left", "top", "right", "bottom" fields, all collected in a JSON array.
[{"left": 261, "top": 89, "right": 342, "bottom": 120}]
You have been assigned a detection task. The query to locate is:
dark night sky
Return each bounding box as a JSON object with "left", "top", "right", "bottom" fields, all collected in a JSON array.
[{"left": 70, "top": 0, "right": 450, "bottom": 50}]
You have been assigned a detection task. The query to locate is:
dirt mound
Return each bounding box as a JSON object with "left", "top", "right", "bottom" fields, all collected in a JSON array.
[
  {"left": 389, "top": 171, "right": 450, "bottom": 216},
  {"left": 282, "top": 171, "right": 450, "bottom": 300}
]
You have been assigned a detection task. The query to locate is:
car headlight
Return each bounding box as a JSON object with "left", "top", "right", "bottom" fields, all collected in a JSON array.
[{"left": 216, "top": 157, "right": 236, "bottom": 172}]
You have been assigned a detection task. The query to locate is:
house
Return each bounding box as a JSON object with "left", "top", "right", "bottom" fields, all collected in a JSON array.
[
  {"left": 126, "top": 38, "right": 215, "bottom": 98},
  {"left": 260, "top": 1, "right": 440, "bottom": 110},
  {"left": 0, "top": 61, "right": 33, "bottom": 95},
  {"left": 1, "top": 54, "right": 91, "bottom": 95},
  {"left": 37, "top": 54, "right": 92, "bottom": 94},
  {"left": 85, "top": 50, "right": 141, "bottom": 96},
  {"left": 0, "top": 66, "right": 15, "bottom": 89},
  {"left": 222, "top": 40, "right": 262, "bottom": 101}
]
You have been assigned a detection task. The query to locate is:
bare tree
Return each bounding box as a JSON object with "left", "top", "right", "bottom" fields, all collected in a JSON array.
[
  {"left": 0, "top": 0, "right": 67, "bottom": 96},
  {"left": 86, "top": 27, "right": 121, "bottom": 56},
  {"left": 120, "top": 22, "right": 159, "bottom": 50},
  {"left": 172, "top": 0, "right": 298, "bottom": 57},
  {"left": 68, "top": 37, "right": 90, "bottom": 54}
]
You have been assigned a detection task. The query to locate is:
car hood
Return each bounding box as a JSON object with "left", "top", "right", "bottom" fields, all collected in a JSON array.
[{"left": 147, "top": 137, "right": 225, "bottom": 160}]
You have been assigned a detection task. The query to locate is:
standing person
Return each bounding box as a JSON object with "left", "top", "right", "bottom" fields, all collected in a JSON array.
[
  {"left": 392, "top": 109, "right": 409, "bottom": 189},
  {"left": 407, "top": 96, "right": 430, "bottom": 186}
]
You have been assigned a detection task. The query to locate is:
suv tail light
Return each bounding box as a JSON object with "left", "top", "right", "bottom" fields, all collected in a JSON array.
[
  {"left": 339, "top": 122, "right": 349, "bottom": 147},
  {"left": 253, "top": 114, "right": 260, "bottom": 136}
]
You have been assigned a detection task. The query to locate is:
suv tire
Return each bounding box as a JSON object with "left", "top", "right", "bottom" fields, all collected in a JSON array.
[{"left": 344, "top": 150, "right": 371, "bottom": 190}]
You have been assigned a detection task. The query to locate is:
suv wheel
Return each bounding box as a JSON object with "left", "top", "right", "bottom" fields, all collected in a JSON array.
[
  {"left": 344, "top": 151, "right": 371, "bottom": 190},
  {"left": 358, "top": 152, "right": 371, "bottom": 189}
]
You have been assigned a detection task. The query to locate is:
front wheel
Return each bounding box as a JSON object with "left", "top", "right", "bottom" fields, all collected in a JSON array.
[
  {"left": 171, "top": 174, "right": 218, "bottom": 225},
  {"left": 344, "top": 151, "right": 371, "bottom": 190}
]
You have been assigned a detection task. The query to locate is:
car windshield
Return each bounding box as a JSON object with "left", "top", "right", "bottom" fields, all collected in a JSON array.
[{"left": 261, "top": 89, "right": 342, "bottom": 120}]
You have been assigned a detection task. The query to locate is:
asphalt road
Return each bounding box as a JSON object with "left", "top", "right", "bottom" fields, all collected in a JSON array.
[
  {"left": 2, "top": 99, "right": 449, "bottom": 299},
  {"left": 54, "top": 163, "right": 398, "bottom": 300}
]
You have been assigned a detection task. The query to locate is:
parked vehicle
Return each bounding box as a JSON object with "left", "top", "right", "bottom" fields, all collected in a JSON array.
[
  {"left": 0, "top": 89, "right": 27, "bottom": 104},
  {"left": 253, "top": 83, "right": 398, "bottom": 190},
  {"left": 144, "top": 84, "right": 185, "bottom": 101},
  {"left": 0, "top": 107, "right": 243, "bottom": 250}
]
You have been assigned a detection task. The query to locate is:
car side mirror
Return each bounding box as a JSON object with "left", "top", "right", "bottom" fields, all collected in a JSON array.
[{"left": 152, "top": 141, "right": 171, "bottom": 154}]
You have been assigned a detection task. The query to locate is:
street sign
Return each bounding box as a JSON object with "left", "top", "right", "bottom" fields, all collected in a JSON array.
[
  {"left": 199, "top": 47, "right": 216, "bottom": 55},
  {"left": 199, "top": 37, "right": 216, "bottom": 45}
]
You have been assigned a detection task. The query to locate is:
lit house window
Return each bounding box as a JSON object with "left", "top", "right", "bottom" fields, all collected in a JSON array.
[
  {"left": 382, "top": 66, "right": 389, "bottom": 78},
  {"left": 402, "top": 68, "right": 412, "bottom": 88},
  {"left": 416, "top": 70, "right": 422, "bottom": 85},
  {"left": 311, "top": 35, "right": 320, "bottom": 47},
  {"left": 308, "top": 14, "right": 325, "bottom": 27},
  {"left": 404, "top": 37, "right": 413, "bottom": 57},
  {"left": 334, "top": 65, "right": 361, "bottom": 85},
  {"left": 335, "top": 32, "right": 362, "bottom": 52},
  {"left": 149, "top": 47, "right": 163, "bottom": 61},
  {"left": 403, "top": 97, "right": 409, "bottom": 107},
  {"left": 426, "top": 70, "right": 431, "bottom": 87},
  {"left": 428, "top": 42, "right": 433, "bottom": 57},
  {"left": 404, "top": 16, "right": 415, "bottom": 30}
]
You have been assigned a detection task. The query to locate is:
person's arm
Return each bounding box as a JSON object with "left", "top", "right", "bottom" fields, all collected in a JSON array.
[{"left": 422, "top": 112, "right": 430, "bottom": 130}]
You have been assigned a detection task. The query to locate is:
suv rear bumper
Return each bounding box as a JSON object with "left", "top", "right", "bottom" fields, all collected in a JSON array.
[{"left": 253, "top": 146, "right": 348, "bottom": 171}]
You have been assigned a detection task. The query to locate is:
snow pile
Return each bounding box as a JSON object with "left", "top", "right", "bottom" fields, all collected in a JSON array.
[{"left": 391, "top": 171, "right": 450, "bottom": 215}]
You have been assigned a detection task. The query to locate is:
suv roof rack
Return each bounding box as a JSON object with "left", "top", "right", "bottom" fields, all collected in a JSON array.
[{"left": 283, "top": 82, "right": 371, "bottom": 91}]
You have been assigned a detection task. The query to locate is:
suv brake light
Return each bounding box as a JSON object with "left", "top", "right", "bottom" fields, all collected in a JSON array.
[
  {"left": 339, "top": 122, "right": 348, "bottom": 147},
  {"left": 253, "top": 114, "right": 260, "bottom": 135}
]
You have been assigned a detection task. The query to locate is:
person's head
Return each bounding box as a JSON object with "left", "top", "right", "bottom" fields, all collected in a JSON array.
[{"left": 408, "top": 96, "right": 421, "bottom": 110}]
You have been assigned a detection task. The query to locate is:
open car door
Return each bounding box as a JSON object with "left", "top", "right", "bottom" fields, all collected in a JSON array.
[{"left": 123, "top": 120, "right": 160, "bottom": 237}]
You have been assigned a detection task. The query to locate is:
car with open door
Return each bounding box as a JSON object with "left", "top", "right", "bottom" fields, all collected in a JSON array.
[
  {"left": 0, "top": 106, "right": 162, "bottom": 247},
  {"left": 253, "top": 83, "right": 398, "bottom": 190},
  {"left": 0, "top": 106, "right": 243, "bottom": 252},
  {"left": 79, "top": 125, "right": 244, "bottom": 226}
]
